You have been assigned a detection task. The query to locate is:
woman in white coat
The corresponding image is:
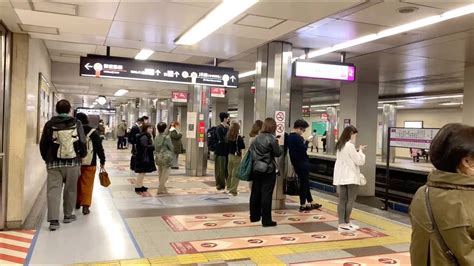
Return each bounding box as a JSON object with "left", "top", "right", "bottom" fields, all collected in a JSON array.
[{"left": 333, "top": 125, "right": 366, "bottom": 233}]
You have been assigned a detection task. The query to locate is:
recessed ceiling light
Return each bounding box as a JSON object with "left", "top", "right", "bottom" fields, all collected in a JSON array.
[
  {"left": 175, "top": 0, "right": 259, "bottom": 45},
  {"left": 398, "top": 7, "right": 418, "bottom": 14},
  {"left": 135, "top": 49, "right": 154, "bottom": 60},
  {"left": 114, "top": 89, "right": 129, "bottom": 96},
  {"left": 19, "top": 24, "right": 59, "bottom": 35}
]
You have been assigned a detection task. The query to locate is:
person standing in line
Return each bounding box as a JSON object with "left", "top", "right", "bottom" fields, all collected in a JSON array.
[
  {"left": 249, "top": 118, "right": 282, "bottom": 227},
  {"left": 75, "top": 113, "right": 106, "bottom": 215},
  {"left": 154, "top": 122, "right": 174, "bottom": 194},
  {"left": 287, "top": 119, "right": 323, "bottom": 212},
  {"left": 215, "top": 112, "right": 230, "bottom": 191},
  {"left": 322, "top": 131, "right": 327, "bottom": 152},
  {"left": 129, "top": 117, "right": 144, "bottom": 171},
  {"left": 333, "top": 125, "right": 366, "bottom": 233},
  {"left": 134, "top": 124, "right": 157, "bottom": 193},
  {"left": 97, "top": 119, "right": 106, "bottom": 140},
  {"left": 40, "top": 100, "right": 87, "bottom": 231},
  {"left": 117, "top": 120, "right": 128, "bottom": 149},
  {"left": 226, "top": 122, "right": 245, "bottom": 196},
  {"left": 311, "top": 130, "right": 319, "bottom": 153},
  {"left": 169, "top": 121, "right": 184, "bottom": 170},
  {"left": 249, "top": 120, "right": 263, "bottom": 146},
  {"left": 410, "top": 123, "right": 474, "bottom": 266}
]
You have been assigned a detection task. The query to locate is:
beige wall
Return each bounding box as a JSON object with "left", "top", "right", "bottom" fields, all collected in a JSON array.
[{"left": 6, "top": 34, "right": 51, "bottom": 227}]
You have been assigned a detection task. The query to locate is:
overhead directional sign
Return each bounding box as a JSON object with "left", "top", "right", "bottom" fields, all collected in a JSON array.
[
  {"left": 294, "top": 61, "right": 356, "bottom": 82},
  {"left": 80, "top": 55, "right": 239, "bottom": 88}
]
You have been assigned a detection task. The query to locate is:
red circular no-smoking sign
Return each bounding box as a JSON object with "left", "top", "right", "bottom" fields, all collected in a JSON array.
[
  {"left": 276, "top": 123, "right": 285, "bottom": 134},
  {"left": 276, "top": 111, "right": 285, "bottom": 122}
]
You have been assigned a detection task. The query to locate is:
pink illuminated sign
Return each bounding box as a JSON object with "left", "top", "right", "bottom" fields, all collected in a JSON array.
[{"left": 295, "top": 61, "right": 356, "bottom": 82}]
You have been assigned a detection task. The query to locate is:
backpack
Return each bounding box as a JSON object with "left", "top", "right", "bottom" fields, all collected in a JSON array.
[
  {"left": 52, "top": 122, "right": 79, "bottom": 159},
  {"left": 237, "top": 148, "right": 253, "bottom": 181},
  {"left": 207, "top": 126, "right": 218, "bottom": 151},
  {"left": 82, "top": 129, "right": 96, "bottom": 166}
]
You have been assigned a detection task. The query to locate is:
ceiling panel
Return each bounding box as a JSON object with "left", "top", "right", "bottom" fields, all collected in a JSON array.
[
  {"left": 114, "top": 2, "right": 210, "bottom": 29},
  {"left": 302, "top": 19, "right": 386, "bottom": 40},
  {"left": 29, "top": 32, "right": 106, "bottom": 45},
  {"left": 50, "top": 55, "right": 80, "bottom": 64},
  {"left": 105, "top": 37, "right": 176, "bottom": 53},
  {"left": 173, "top": 34, "right": 266, "bottom": 59},
  {"left": 216, "top": 19, "right": 305, "bottom": 41},
  {"left": 401, "top": 0, "right": 472, "bottom": 10},
  {"left": 247, "top": 0, "right": 364, "bottom": 24},
  {"left": 45, "top": 40, "right": 97, "bottom": 54},
  {"left": 108, "top": 21, "right": 181, "bottom": 45},
  {"left": 168, "top": 0, "right": 219, "bottom": 9},
  {"left": 343, "top": 1, "right": 442, "bottom": 27},
  {"left": 286, "top": 34, "right": 342, "bottom": 49},
  {"left": 0, "top": 5, "right": 22, "bottom": 32},
  {"left": 15, "top": 9, "right": 111, "bottom": 36}
]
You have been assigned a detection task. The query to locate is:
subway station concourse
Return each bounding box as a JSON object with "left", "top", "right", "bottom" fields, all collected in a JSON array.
[{"left": 0, "top": 1, "right": 474, "bottom": 265}]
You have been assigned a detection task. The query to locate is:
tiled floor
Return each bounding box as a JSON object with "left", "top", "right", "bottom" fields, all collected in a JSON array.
[
  {"left": 0, "top": 230, "right": 36, "bottom": 265},
  {"left": 27, "top": 141, "right": 412, "bottom": 265}
]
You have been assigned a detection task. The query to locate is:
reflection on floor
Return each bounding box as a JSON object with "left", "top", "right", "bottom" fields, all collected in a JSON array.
[{"left": 26, "top": 141, "right": 412, "bottom": 265}]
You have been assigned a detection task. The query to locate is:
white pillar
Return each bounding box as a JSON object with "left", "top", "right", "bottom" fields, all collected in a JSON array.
[
  {"left": 290, "top": 88, "right": 303, "bottom": 127},
  {"left": 463, "top": 65, "right": 474, "bottom": 126},
  {"left": 211, "top": 97, "right": 228, "bottom": 127}
]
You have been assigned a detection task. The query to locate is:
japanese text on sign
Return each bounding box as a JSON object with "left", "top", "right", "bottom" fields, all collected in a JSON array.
[{"left": 389, "top": 128, "right": 440, "bottom": 149}]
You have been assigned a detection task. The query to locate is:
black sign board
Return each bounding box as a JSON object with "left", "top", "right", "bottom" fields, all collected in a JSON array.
[{"left": 80, "top": 55, "right": 239, "bottom": 88}]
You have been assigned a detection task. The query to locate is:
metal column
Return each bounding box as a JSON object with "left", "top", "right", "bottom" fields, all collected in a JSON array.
[
  {"left": 381, "top": 104, "right": 396, "bottom": 163},
  {"left": 255, "top": 41, "right": 292, "bottom": 210},
  {"left": 185, "top": 85, "right": 209, "bottom": 177},
  {"left": 326, "top": 107, "right": 337, "bottom": 155}
]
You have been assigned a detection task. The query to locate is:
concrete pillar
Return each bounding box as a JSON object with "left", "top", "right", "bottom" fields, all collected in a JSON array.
[
  {"left": 290, "top": 88, "right": 303, "bottom": 127},
  {"left": 339, "top": 81, "right": 379, "bottom": 196},
  {"left": 126, "top": 100, "right": 138, "bottom": 127},
  {"left": 381, "top": 104, "right": 396, "bottom": 163},
  {"left": 255, "top": 41, "right": 292, "bottom": 210},
  {"left": 238, "top": 85, "right": 255, "bottom": 146},
  {"left": 5, "top": 33, "right": 29, "bottom": 228},
  {"left": 211, "top": 97, "right": 228, "bottom": 127},
  {"left": 185, "top": 85, "right": 210, "bottom": 176},
  {"left": 463, "top": 65, "right": 474, "bottom": 126}
]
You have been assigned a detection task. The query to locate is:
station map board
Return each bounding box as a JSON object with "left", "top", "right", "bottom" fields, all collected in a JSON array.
[
  {"left": 80, "top": 55, "right": 239, "bottom": 88},
  {"left": 389, "top": 128, "right": 439, "bottom": 149}
]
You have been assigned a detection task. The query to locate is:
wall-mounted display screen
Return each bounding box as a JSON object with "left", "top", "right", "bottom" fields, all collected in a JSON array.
[{"left": 294, "top": 61, "right": 356, "bottom": 82}]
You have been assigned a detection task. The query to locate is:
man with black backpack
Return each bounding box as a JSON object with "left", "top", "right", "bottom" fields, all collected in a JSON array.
[
  {"left": 214, "top": 112, "right": 230, "bottom": 191},
  {"left": 40, "top": 100, "right": 87, "bottom": 231}
]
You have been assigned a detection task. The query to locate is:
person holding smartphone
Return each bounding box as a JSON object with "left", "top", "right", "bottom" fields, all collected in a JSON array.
[{"left": 333, "top": 125, "right": 366, "bottom": 233}]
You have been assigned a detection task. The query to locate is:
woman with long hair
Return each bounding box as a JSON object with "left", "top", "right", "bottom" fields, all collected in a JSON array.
[
  {"left": 249, "top": 118, "right": 282, "bottom": 227},
  {"left": 226, "top": 122, "right": 245, "bottom": 196},
  {"left": 134, "top": 124, "right": 157, "bottom": 193},
  {"left": 410, "top": 124, "right": 474, "bottom": 265},
  {"left": 249, "top": 120, "right": 263, "bottom": 145},
  {"left": 169, "top": 121, "right": 184, "bottom": 169},
  {"left": 333, "top": 125, "right": 366, "bottom": 233}
]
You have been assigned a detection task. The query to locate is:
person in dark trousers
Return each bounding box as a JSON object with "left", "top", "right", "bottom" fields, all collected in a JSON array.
[
  {"left": 169, "top": 121, "right": 184, "bottom": 169},
  {"left": 40, "top": 99, "right": 87, "bottom": 231},
  {"left": 287, "top": 119, "right": 323, "bottom": 212},
  {"left": 134, "top": 124, "right": 157, "bottom": 193},
  {"left": 75, "top": 113, "right": 106, "bottom": 215},
  {"left": 129, "top": 117, "right": 144, "bottom": 171},
  {"left": 214, "top": 112, "right": 230, "bottom": 191},
  {"left": 249, "top": 118, "right": 282, "bottom": 227},
  {"left": 322, "top": 131, "right": 327, "bottom": 152},
  {"left": 117, "top": 120, "right": 128, "bottom": 149}
]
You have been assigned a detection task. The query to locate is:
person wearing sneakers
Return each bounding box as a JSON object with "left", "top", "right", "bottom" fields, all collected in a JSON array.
[
  {"left": 75, "top": 113, "right": 106, "bottom": 215},
  {"left": 226, "top": 121, "right": 245, "bottom": 196},
  {"left": 333, "top": 125, "right": 366, "bottom": 233},
  {"left": 287, "top": 119, "right": 323, "bottom": 212},
  {"left": 40, "top": 100, "right": 87, "bottom": 231}
]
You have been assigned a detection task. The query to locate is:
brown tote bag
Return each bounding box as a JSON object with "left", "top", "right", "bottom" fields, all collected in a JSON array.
[{"left": 99, "top": 167, "right": 111, "bottom": 187}]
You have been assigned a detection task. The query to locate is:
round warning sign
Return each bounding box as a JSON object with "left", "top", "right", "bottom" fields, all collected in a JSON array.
[
  {"left": 276, "top": 123, "right": 285, "bottom": 134},
  {"left": 275, "top": 111, "right": 285, "bottom": 122}
]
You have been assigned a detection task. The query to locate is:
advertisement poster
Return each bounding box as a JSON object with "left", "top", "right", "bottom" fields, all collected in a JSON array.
[
  {"left": 186, "top": 112, "right": 197, "bottom": 139},
  {"left": 210, "top": 87, "right": 226, "bottom": 98},
  {"left": 172, "top": 92, "right": 188, "bottom": 103}
]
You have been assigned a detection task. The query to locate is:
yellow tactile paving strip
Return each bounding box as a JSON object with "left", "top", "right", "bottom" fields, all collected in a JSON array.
[{"left": 75, "top": 195, "right": 411, "bottom": 266}]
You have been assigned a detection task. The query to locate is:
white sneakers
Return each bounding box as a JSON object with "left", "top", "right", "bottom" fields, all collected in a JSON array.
[{"left": 338, "top": 223, "right": 360, "bottom": 233}]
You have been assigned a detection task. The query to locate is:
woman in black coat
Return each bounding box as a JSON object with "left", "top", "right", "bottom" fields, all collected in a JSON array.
[{"left": 134, "top": 124, "right": 157, "bottom": 193}]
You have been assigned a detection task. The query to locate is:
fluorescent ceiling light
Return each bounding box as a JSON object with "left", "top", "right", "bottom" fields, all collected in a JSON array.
[
  {"left": 114, "top": 89, "right": 129, "bottom": 96},
  {"left": 304, "top": 4, "right": 474, "bottom": 59},
  {"left": 239, "top": 70, "right": 256, "bottom": 78},
  {"left": 135, "top": 49, "right": 154, "bottom": 60},
  {"left": 439, "top": 102, "right": 463, "bottom": 106},
  {"left": 176, "top": 0, "right": 259, "bottom": 45},
  {"left": 311, "top": 103, "right": 340, "bottom": 108}
]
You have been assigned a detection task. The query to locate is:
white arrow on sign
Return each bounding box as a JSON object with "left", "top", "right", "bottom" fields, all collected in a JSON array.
[
  {"left": 230, "top": 75, "right": 236, "bottom": 82},
  {"left": 156, "top": 70, "right": 161, "bottom": 76},
  {"left": 174, "top": 71, "right": 180, "bottom": 77},
  {"left": 84, "top": 63, "right": 92, "bottom": 70}
]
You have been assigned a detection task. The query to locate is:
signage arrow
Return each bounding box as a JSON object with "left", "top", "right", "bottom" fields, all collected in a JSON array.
[
  {"left": 84, "top": 63, "right": 92, "bottom": 70},
  {"left": 156, "top": 70, "right": 161, "bottom": 76},
  {"left": 174, "top": 71, "right": 180, "bottom": 77},
  {"left": 230, "top": 75, "right": 236, "bottom": 82}
]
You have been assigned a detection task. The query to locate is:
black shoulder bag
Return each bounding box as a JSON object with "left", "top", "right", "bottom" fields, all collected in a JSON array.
[{"left": 424, "top": 186, "right": 460, "bottom": 265}]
